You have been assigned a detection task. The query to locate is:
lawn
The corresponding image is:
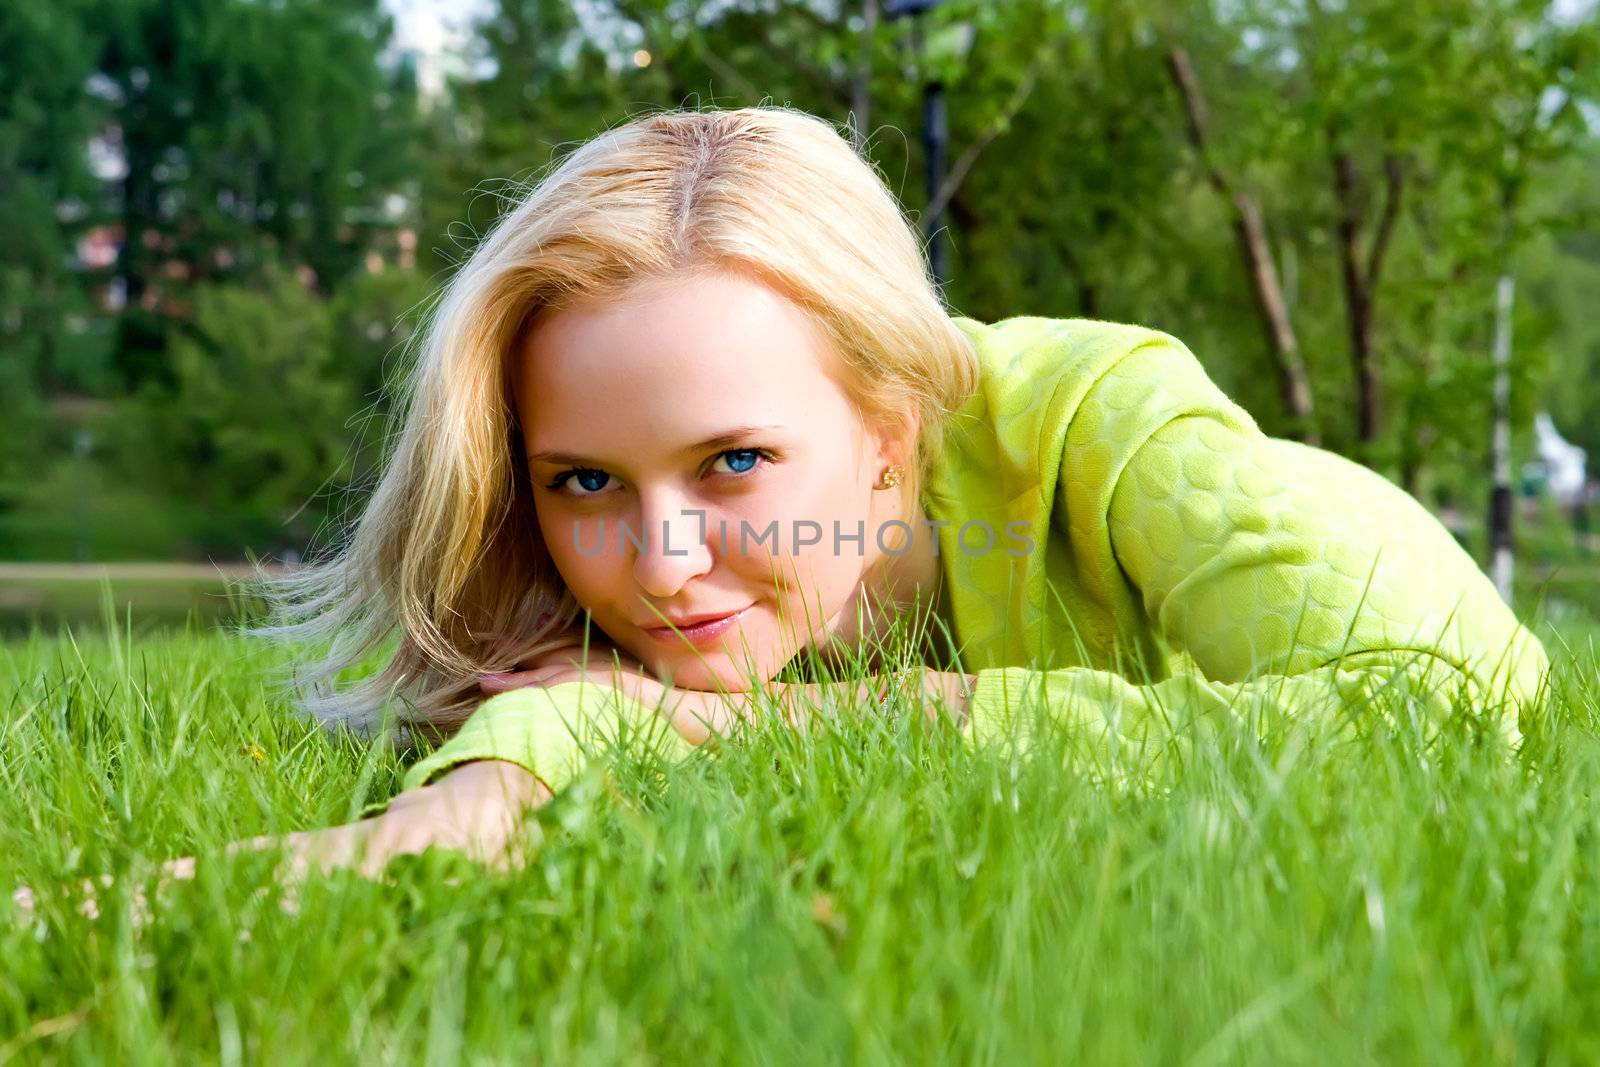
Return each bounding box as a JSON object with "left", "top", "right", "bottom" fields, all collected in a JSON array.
[{"left": 3, "top": 610, "right": 1599, "bottom": 1064}]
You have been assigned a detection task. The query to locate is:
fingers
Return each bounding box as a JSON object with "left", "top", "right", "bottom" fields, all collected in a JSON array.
[
  {"left": 13, "top": 820, "right": 433, "bottom": 931},
  {"left": 655, "top": 689, "right": 741, "bottom": 747},
  {"left": 161, "top": 855, "right": 198, "bottom": 880},
  {"left": 76, "top": 874, "right": 115, "bottom": 920},
  {"left": 10, "top": 873, "right": 144, "bottom": 924},
  {"left": 11, "top": 884, "right": 35, "bottom": 915},
  {"left": 277, "top": 823, "right": 377, "bottom": 883}
]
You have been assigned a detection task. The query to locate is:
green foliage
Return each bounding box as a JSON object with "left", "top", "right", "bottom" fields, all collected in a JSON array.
[
  {"left": 0, "top": 257, "right": 431, "bottom": 560},
  {"left": 99, "top": 265, "right": 429, "bottom": 556},
  {"left": 134, "top": 270, "right": 349, "bottom": 546},
  {"left": 88, "top": 0, "right": 420, "bottom": 387},
  {"left": 1, "top": 0, "right": 1597, "bottom": 562},
  {"left": 412, "top": 0, "right": 670, "bottom": 275},
  {"left": 0, "top": 0, "right": 111, "bottom": 410}
]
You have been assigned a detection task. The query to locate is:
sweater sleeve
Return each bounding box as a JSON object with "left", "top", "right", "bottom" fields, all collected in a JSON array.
[
  {"left": 359, "top": 681, "right": 700, "bottom": 819},
  {"left": 963, "top": 350, "right": 1549, "bottom": 783}
]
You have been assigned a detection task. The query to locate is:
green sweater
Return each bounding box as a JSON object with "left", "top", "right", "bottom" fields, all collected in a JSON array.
[{"left": 366, "top": 317, "right": 1548, "bottom": 811}]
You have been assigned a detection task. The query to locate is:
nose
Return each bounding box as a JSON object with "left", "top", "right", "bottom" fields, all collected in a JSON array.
[{"left": 630, "top": 490, "right": 714, "bottom": 599}]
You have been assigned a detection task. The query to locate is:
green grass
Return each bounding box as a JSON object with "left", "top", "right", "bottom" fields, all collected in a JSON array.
[{"left": 3, "top": 610, "right": 1600, "bottom": 1064}]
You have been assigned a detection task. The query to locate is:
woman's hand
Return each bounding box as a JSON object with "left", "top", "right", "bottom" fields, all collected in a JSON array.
[
  {"left": 477, "top": 617, "right": 754, "bottom": 743},
  {"left": 916, "top": 669, "right": 975, "bottom": 728},
  {"left": 267, "top": 758, "right": 553, "bottom": 879},
  {"left": 12, "top": 759, "right": 551, "bottom": 926}
]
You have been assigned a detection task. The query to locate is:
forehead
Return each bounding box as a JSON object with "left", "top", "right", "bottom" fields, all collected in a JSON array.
[{"left": 514, "top": 270, "right": 857, "bottom": 450}]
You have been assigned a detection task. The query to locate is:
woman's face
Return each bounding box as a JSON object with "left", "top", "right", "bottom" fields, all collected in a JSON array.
[{"left": 513, "top": 266, "right": 906, "bottom": 691}]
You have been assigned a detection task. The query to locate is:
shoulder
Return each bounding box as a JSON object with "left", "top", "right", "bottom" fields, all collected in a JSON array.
[
  {"left": 945, "top": 314, "right": 1257, "bottom": 458},
  {"left": 950, "top": 315, "right": 1175, "bottom": 383}
]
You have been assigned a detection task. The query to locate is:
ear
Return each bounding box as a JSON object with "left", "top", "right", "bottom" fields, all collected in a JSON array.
[{"left": 871, "top": 401, "right": 921, "bottom": 470}]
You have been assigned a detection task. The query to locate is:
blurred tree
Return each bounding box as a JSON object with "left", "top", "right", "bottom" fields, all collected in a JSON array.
[
  {"left": 416, "top": 0, "right": 655, "bottom": 275},
  {"left": 110, "top": 262, "right": 430, "bottom": 556},
  {"left": 92, "top": 0, "right": 420, "bottom": 388},
  {"left": 0, "top": 0, "right": 108, "bottom": 386},
  {"left": 0, "top": 1, "right": 109, "bottom": 542},
  {"left": 1165, "top": 40, "right": 1317, "bottom": 441},
  {"left": 5, "top": 0, "right": 1597, "bottom": 564},
  {"left": 1452, "top": 1, "right": 1598, "bottom": 594},
  {"left": 1527, "top": 139, "right": 1600, "bottom": 462},
  {"left": 121, "top": 266, "right": 349, "bottom": 552}
]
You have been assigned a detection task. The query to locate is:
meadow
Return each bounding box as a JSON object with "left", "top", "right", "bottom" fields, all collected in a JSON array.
[{"left": 3, "top": 600, "right": 1599, "bottom": 1065}]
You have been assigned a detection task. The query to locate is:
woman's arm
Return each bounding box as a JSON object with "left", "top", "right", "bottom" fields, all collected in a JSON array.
[
  {"left": 20, "top": 646, "right": 973, "bottom": 919},
  {"left": 279, "top": 757, "right": 555, "bottom": 879},
  {"left": 957, "top": 349, "right": 1549, "bottom": 785},
  {"left": 328, "top": 665, "right": 975, "bottom": 884},
  {"left": 364, "top": 664, "right": 978, "bottom": 820},
  {"left": 1105, "top": 407, "right": 1548, "bottom": 710},
  {"left": 16, "top": 758, "right": 555, "bottom": 924}
]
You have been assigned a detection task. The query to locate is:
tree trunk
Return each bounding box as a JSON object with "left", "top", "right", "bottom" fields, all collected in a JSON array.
[
  {"left": 1167, "top": 46, "right": 1317, "bottom": 442},
  {"left": 850, "top": 0, "right": 877, "bottom": 153},
  {"left": 1057, "top": 240, "right": 1099, "bottom": 319},
  {"left": 1232, "top": 195, "right": 1317, "bottom": 435},
  {"left": 1332, "top": 151, "right": 1384, "bottom": 447}
]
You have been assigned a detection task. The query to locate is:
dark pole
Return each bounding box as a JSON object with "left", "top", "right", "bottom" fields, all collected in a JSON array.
[
  {"left": 924, "top": 76, "right": 949, "bottom": 287},
  {"left": 886, "top": 0, "right": 950, "bottom": 288}
]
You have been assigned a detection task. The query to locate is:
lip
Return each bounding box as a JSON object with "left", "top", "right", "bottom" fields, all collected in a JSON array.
[{"left": 641, "top": 606, "right": 751, "bottom": 645}]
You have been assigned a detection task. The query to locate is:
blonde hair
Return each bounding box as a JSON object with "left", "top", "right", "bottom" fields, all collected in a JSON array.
[{"left": 250, "top": 105, "right": 979, "bottom": 744}]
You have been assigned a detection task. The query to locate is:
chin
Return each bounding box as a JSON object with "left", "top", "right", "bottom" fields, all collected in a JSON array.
[{"left": 647, "top": 647, "right": 777, "bottom": 693}]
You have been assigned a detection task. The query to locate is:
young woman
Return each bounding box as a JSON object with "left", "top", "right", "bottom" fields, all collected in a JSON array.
[{"left": 189, "top": 105, "right": 1549, "bottom": 881}]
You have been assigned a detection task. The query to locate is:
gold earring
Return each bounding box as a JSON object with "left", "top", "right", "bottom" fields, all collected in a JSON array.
[{"left": 876, "top": 464, "right": 904, "bottom": 490}]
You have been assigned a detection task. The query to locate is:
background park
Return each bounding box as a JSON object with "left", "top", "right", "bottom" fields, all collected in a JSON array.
[{"left": 5, "top": 0, "right": 1600, "bottom": 1062}]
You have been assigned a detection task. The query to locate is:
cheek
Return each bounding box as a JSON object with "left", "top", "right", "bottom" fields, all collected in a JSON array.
[
  {"left": 536, "top": 507, "right": 614, "bottom": 596},
  {"left": 719, "top": 479, "right": 872, "bottom": 604}
]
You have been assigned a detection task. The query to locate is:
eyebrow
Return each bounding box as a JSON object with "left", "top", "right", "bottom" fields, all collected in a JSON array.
[{"left": 526, "top": 424, "right": 786, "bottom": 467}]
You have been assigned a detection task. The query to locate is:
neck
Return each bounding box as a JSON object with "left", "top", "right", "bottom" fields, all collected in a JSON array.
[{"left": 810, "top": 495, "right": 944, "bottom": 673}]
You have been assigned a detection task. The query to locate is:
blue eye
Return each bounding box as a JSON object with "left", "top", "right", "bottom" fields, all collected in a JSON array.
[
  {"left": 713, "top": 448, "right": 765, "bottom": 475},
  {"left": 546, "top": 468, "right": 612, "bottom": 495}
]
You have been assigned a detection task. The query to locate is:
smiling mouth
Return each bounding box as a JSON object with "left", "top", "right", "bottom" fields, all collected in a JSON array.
[{"left": 642, "top": 606, "right": 751, "bottom": 644}]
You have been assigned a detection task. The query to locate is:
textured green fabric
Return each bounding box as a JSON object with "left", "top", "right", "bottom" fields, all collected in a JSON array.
[
  {"left": 391, "top": 683, "right": 694, "bottom": 797},
  {"left": 932, "top": 317, "right": 1547, "bottom": 783},
  {"left": 362, "top": 316, "right": 1548, "bottom": 815}
]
